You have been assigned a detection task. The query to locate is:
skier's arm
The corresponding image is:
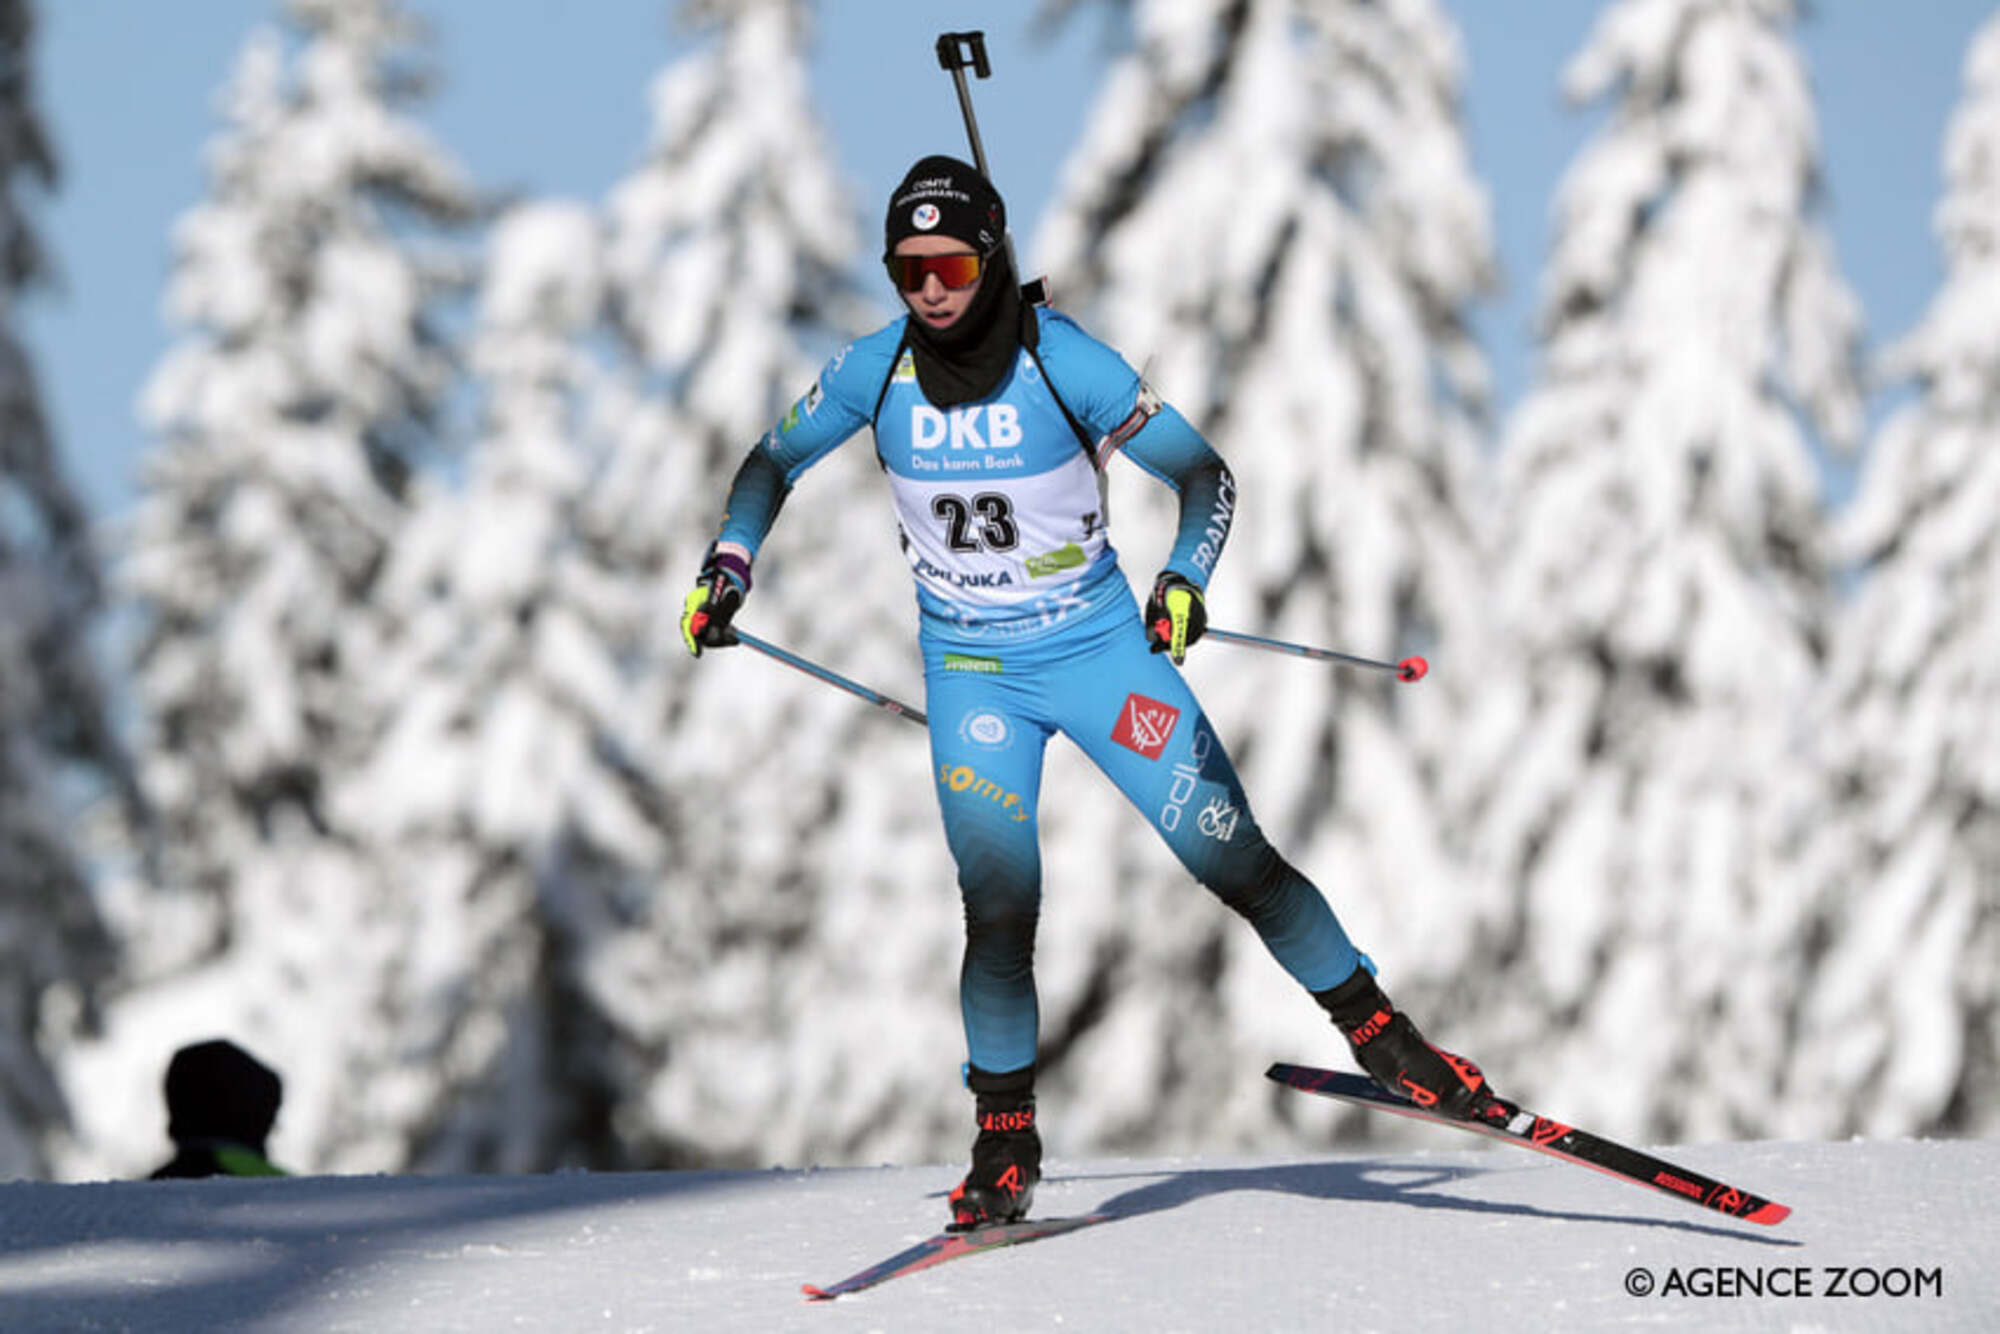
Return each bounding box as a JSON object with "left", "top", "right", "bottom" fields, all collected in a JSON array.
[
  {"left": 711, "top": 444, "right": 796, "bottom": 561},
  {"left": 679, "top": 446, "right": 789, "bottom": 658},
  {"left": 714, "top": 371, "right": 870, "bottom": 557},
  {"left": 1119, "top": 409, "right": 1233, "bottom": 664},
  {"left": 681, "top": 342, "right": 880, "bottom": 656},
  {"left": 1118, "top": 407, "right": 1236, "bottom": 590},
  {"left": 1034, "top": 312, "right": 1235, "bottom": 589}
]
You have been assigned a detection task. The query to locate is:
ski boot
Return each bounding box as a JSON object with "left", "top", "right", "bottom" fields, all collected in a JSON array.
[
  {"left": 1315, "top": 964, "right": 1511, "bottom": 1126},
  {"left": 947, "top": 1064, "right": 1041, "bottom": 1231}
]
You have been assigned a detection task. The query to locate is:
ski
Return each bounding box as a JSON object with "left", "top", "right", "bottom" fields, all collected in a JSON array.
[
  {"left": 1266, "top": 1062, "right": 1790, "bottom": 1226},
  {"left": 802, "top": 1213, "right": 1111, "bottom": 1301}
]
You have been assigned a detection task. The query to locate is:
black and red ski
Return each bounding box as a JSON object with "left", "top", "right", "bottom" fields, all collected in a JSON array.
[
  {"left": 802, "top": 1213, "right": 1111, "bottom": 1301},
  {"left": 1267, "top": 1062, "right": 1790, "bottom": 1226}
]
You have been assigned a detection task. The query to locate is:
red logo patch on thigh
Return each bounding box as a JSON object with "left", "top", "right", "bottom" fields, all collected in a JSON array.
[{"left": 1112, "top": 693, "right": 1181, "bottom": 759}]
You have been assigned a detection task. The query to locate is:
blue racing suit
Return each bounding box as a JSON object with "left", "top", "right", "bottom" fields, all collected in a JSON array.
[{"left": 713, "top": 308, "right": 1361, "bottom": 1074}]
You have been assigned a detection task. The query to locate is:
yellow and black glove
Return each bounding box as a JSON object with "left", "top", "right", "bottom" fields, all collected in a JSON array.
[
  {"left": 680, "top": 550, "right": 751, "bottom": 657},
  {"left": 1145, "top": 571, "right": 1207, "bottom": 665}
]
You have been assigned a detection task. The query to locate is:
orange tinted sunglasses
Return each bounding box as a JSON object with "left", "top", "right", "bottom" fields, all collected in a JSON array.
[{"left": 886, "top": 251, "right": 984, "bottom": 292}]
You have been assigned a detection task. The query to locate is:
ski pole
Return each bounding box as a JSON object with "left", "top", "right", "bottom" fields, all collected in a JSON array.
[
  {"left": 733, "top": 629, "right": 928, "bottom": 726},
  {"left": 1202, "top": 626, "right": 1430, "bottom": 683}
]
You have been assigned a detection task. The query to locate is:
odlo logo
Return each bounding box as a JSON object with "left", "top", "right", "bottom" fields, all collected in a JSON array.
[{"left": 1159, "top": 722, "right": 1213, "bottom": 832}]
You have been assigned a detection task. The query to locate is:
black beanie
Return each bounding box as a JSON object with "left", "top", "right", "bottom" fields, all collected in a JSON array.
[
  {"left": 165, "top": 1039, "right": 283, "bottom": 1147},
  {"left": 883, "top": 155, "right": 1006, "bottom": 258}
]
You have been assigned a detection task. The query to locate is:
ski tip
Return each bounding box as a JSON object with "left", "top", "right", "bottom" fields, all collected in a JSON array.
[
  {"left": 801, "top": 1283, "right": 834, "bottom": 1302},
  {"left": 1746, "top": 1201, "right": 1792, "bottom": 1226}
]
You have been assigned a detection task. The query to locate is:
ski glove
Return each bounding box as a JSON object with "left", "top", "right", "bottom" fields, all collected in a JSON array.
[
  {"left": 680, "top": 550, "right": 751, "bottom": 657},
  {"left": 1145, "top": 571, "right": 1207, "bottom": 665}
]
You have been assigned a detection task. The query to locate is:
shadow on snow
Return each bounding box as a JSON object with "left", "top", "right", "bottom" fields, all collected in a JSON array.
[
  {"left": 1051, "top": 1157, "right": 1804, "bottom": 1248},
  {"left": 0, "top": 1168, "right": 752, "bottom": 1331}
]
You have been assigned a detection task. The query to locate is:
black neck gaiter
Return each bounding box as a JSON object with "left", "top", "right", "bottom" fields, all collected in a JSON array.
[{"left": 904, "top": 248, "right": 1035, "bottom": 408}]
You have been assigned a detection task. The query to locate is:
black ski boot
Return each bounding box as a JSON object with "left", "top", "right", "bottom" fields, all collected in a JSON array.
[
  {"left": 948, "top": 1064, "right": 1041, "bottom": 1231},
  {"left": 1315, "top": 965, "right": 1510, "bottom": 1125}
]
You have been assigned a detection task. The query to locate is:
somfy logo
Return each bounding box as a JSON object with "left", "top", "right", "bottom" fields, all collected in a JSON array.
[{"left": 937, "top": 764, "right": 1031, "bottom": 822}]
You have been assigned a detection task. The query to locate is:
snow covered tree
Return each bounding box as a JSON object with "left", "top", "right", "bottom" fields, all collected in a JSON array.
[
  {"left": 1023, "top": 0, "right": 1498, "bottom": 1151},
  {"left": 1457, "top": 0, "right": 1863, "bottom": 1140},
  {"left": 0, "top": 0, "right": 131, "bottom": 1180},
  {"left": 345, "top": 200, "right": 672, "bottom": 1172},
  {"left": 594, "top": 0, "right": 960, "bottom": 1169},
  {"left": 1780, "top": 12, "right": 2000, "bottom": 1140},
  {"left": 64, "top": 0, "right": 478, "bottom": 1176}
]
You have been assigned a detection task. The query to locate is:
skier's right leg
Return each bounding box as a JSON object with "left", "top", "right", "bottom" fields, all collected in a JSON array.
[
  {"left": 948, "top": 1062, "right": 1041, "bottom": 1231},
  {"left": 925, "top": 663, "right": 1053, "bottom": 1226},
  {"left": 925, "top": 667, "right": 1053, "bottom": 1076}
]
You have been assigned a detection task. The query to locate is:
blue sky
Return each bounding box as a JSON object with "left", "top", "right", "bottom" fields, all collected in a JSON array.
[{"left": 20, "top": 0, "right": 1994, "bottom": 525}]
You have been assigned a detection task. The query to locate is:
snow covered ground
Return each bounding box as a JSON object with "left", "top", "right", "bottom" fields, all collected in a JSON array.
[{"left": 1, "top": 1134, "right": 1993, "bottom": 1332}]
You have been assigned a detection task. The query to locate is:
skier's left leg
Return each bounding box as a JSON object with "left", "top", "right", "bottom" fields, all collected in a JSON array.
[
  {"left": 1055, "top": 613, "right": 1507, "bottom": 1121},
  {"left": 1052, "top": 617, "right": 1361, "bottom": 994}
]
